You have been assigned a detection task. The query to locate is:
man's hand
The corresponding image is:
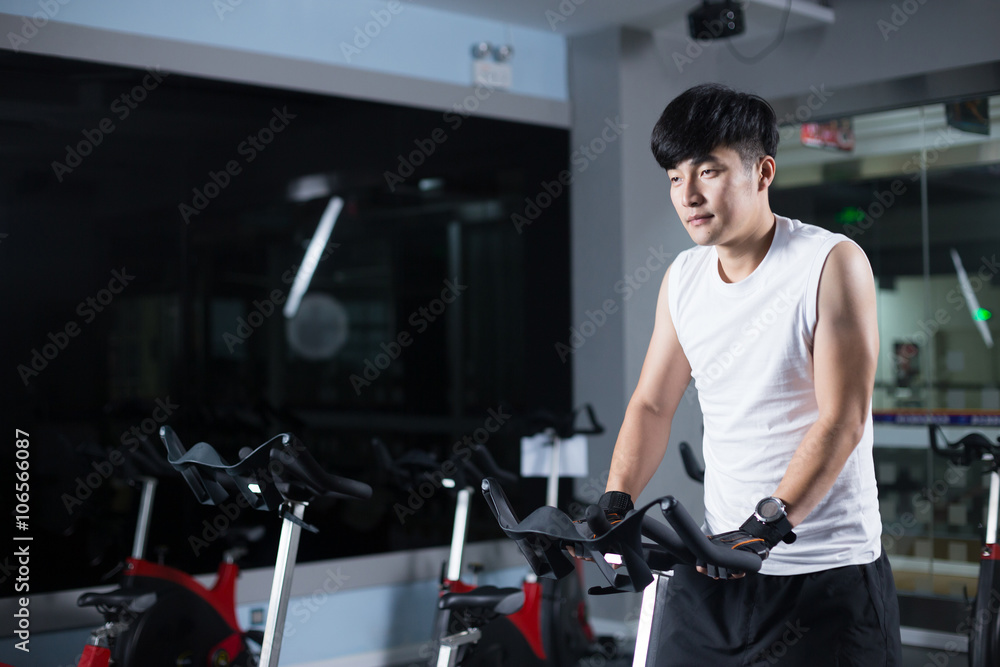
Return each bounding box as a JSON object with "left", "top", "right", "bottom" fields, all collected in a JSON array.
[
  {"left": 696, "top": 530, "right": 769, "bottom": 579},
  {"left": 566, "top": 490, "right": 633, "bottom": 563}
]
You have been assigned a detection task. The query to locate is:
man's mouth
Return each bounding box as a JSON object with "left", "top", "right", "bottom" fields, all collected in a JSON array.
[{"left": 687, "top": 214, "right": 713, "bottom": 226}]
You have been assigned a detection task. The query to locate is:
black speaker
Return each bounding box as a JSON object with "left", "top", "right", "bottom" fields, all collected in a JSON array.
[{"left": 688, "top": 1, "right": 746, "bottom": 40}]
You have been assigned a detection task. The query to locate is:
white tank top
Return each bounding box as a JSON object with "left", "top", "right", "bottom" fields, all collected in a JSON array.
[{"left": 668, "top": 215, "right": 882, "bottom": 575}]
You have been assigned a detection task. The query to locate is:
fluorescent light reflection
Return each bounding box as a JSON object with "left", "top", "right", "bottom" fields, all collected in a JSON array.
[
  {"left": 950, "top": 248, "right": 994, "bottom": 349},
  {"left": 284, "top": 196, "right": 343, "bottom": 319}
]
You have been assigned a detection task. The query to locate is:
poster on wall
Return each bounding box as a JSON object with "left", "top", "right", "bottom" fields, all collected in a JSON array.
[
  {"left": 894, "top": 341, "right": 920, "bottom": 387},
  {"left": 800, "top": 118, "right": 855, "bottom": 152},
  {"left": 946, "top": 98, "right": 990, "bottom": 136}
]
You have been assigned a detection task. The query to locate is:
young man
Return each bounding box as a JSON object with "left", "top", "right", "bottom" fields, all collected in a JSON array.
[{"left": 599, "top": 84, "right": 901, "bottom": 665}]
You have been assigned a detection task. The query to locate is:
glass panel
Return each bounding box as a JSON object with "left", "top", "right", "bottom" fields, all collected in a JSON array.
[
  {"left": 3, "top": 52, "right": 571, "bottom": 591},
  {"left": 771, "top": 95, "right": 1000, "bottom": 611}
]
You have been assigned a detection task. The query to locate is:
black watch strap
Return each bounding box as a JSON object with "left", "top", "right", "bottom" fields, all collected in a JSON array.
[
  {"left": 598, "top": 490, "right": 634, "bottom": 515},
  {"left": 740, "top": 514, "right": 797, "bottom": 547}
]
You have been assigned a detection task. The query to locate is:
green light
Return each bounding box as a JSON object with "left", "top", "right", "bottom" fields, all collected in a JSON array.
[
  {"left": 835, "top": 207, "right": 866, "bottom": 225},
  {"left": 975, "top": 308, "right": 992, "bottom": 321}
]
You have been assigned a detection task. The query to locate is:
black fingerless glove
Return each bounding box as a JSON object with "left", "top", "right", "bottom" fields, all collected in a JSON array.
[
  {"left": 699, "top": 530, "right": 771, "bottom": 579},
  {"left": 597, "top": 490, "right": 633, "bottom": 523}
]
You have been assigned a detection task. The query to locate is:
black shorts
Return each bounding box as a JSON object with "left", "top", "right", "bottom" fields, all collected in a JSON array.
[{"left": 647, "top": 549, "right": 901, "bottom": 666}]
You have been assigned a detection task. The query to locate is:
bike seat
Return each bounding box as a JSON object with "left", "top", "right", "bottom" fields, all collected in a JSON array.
[
  {"left": 78, "top": 589, "right": 156, "bottom": 612},
  {"left": 438, "top": 586, "right": 525, "bottom": 616}
]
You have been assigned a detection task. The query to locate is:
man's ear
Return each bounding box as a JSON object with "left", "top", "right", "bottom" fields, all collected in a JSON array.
[{"left": 758, "top": 155, "right": 776, "bottom": 191}]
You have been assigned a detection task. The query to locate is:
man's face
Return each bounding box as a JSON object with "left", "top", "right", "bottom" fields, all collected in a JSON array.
[{"left": 666, "top": 146, "right": 766, "bottom": 247}]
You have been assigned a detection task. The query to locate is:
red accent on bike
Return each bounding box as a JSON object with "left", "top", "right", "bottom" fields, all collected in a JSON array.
[
  {"left": 575, "top": 560, "right": 596, "bottom": 642},
  {"left": 211, "top": 632, "right": 245, "bottom": 665},
  {"left": 77, "top": 644, "right": 111, "bottom": 667},
  {"left": 123, "top": 558, "right": 241, "bottom": 630},
  {"left": 982, "top": 544, "right": 1000, "bottom": 560},
  {"left": 505, "top": 580, "right": 546, "bottom": 660},
  {"left": 442, "top": 578, "right": 477, "bottom": 594}
]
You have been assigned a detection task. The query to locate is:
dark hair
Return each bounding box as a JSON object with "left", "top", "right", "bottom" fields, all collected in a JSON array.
[{"left": 650, "top": 83, "right": 778, "bottom": 171}]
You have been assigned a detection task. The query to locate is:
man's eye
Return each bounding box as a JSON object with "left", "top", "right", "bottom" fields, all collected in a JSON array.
[{"left": 702, "top": 169, "right": 716, "bottom": 176}]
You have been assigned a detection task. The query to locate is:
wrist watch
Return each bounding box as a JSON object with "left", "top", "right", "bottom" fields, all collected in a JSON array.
[{"left": 743, "top": 496, "right": 796, "bottom": 545}]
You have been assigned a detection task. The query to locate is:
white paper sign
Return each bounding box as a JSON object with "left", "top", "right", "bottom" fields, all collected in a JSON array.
[{"left": 520, "top": 433, "right": 589, "bottom": 478}]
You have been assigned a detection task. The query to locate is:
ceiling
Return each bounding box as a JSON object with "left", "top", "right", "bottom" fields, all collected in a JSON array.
[{"left": 403, "top": 0, "right": 834, "bottom": 37}]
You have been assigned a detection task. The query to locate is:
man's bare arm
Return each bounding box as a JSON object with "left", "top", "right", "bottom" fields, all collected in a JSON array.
[
  {"left": 773, "top": 241, "right": 879, "bottom": 526},
  {"left": 605, "top": 265, "right": 694, "bottom": 499}
]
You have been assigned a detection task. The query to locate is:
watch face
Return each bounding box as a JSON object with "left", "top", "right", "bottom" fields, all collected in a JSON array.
[{"left": 757, "top": 498, "right": 783, "bottom": 522}]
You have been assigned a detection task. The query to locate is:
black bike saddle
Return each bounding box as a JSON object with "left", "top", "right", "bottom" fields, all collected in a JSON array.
[{"left": 438, "top": 585, "right": 525, "bottom": 615}]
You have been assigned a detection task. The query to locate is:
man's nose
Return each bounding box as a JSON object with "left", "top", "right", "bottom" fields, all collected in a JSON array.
[{"left": 681, "top": 180, "right": 704, "bottom": 207}]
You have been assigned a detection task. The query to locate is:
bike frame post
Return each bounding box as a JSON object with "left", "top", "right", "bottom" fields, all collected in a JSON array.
[
  {"left": 259, "top": 501, "right": 307, "bottom": 667},
  {"left": 131, "top": 476, "right": 157, "bottom": 560},
  {"left": 436, "top": 628, "right": 482, "bottom": 667},
  {"left": 985, "top": 454, "right": 998, "bottom": 546},
  {"left": 446, "top": 487, "right": 473, "bottom": 582},
  {"left": 632, "top": 569, "right": 676, "bottom": 667},
  {"left": 546, "top": 429, "right": 561, "bottom": 508}
]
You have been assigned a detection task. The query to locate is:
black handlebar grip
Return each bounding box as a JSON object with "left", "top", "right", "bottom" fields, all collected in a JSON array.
[
  {"left": 585, "top": 504, "right": 612, "bottom": 536},
  {"left": 470, "top": 445, "right": 518, "bottom": 486},
  {"left": 577, "top": 404, "right": 605, "bottom": 436},
  {"left": 678, "top": 441, "right": 705, "bottom": 484},
  {"left": 659, "top": 497, "right": 762, "bottom": 573}
]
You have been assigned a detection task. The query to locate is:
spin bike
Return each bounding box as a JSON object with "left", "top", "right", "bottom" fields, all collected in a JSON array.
[
  {"left": 480, "top": 476, "right": 763, "bottom": 667},
  {"left": 75, "top": 434, "right": 263, "bottom": 667},
  {"left": 77, "top": 426, "right": 372, "bottom": 667},
  {"left": 929, "top": 424, "right": 1000, "bottom": 667},
  {"left": 372, "top": 420, "right": 610, "bottom": 667}
]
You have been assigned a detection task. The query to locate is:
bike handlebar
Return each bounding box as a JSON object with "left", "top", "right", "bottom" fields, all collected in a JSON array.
[
  {"left": 371, "top": 438, "right": 517, "bottom": 491},
  {"left": 481, "top": 477, "right": 761, "bottom": 595},
  {"left": 928, "top": 424, "right": 1000, "bottom": 469},
  {"left": 524, "top": 403, "right": 605, "bottom": 440},
  {"left": 678, "top": 441, "right": 705, "bottom": 484},
  {"left": 161, "top": 426, "right": 372, "bottom": 512}
]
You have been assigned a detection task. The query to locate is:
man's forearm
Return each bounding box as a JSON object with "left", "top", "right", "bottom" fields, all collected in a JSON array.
[
  {"left": 772, "top": 415, "right": 866, "bottom": 527},
  {"left": 605, "top": 400, "right": 673, "bottom": 500}
]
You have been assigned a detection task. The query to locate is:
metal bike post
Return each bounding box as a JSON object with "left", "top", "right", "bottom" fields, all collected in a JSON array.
[
  {"left": 632, "top": 571, "right": 668, "bottom": 667},
  {"left": 259, "top": 501, "right": 306, "bottom": 667},
  {"left": 447, "top": 487, "right": 472, "bottom": 582},
  {"left": 131, "top": 476, "right": 157, "bottom": 559},
  {"left": 546, "top": 429, "right": 561, "bottom": 508},
  {"left": 986, "top": 458, "right": 999, "bottom": 546}
]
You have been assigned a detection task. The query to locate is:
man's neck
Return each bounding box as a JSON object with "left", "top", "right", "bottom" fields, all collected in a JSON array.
[{"left": 716, "top": 213, "right": 777, "bottom": 284}]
